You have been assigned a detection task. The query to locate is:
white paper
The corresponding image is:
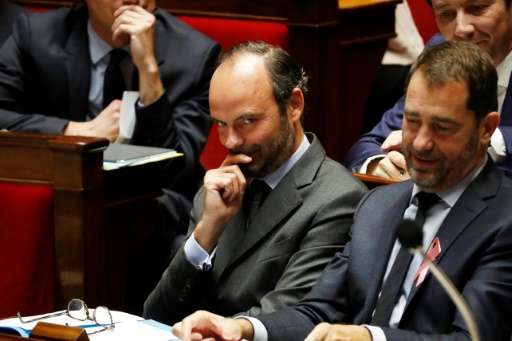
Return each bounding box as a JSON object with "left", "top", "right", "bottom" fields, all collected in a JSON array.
[
  {"left": 115, "top": 91, "right": 139, "bottom": 144},
  {"left": 89, "top": 320, "right": 179, "bottom": 341}
]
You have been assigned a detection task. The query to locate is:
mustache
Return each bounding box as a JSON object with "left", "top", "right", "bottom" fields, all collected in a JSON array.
[
  {"left": 405, "top": 145, "right": 439, "bottom": 160},
  {"left": 228, "top": 145, "right": 260, "bottom": 155}
]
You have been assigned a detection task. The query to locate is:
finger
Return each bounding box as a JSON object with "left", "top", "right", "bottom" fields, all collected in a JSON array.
[
  {"left": 212, "top": 165, "right": 247, "bottom": 196},
  {"left": 388, "top": 151, "right": 407, "bottom": 169},
  {"left": 304, "top": 323, "right": 329, "bottom": 341},
  {"left": 370, "top": 159, "right": 393, "bottom": 179},
  {"left": 171, "top": 322, "right": 185, "bottom": 340},
  {"left": 381, "top": 130, "right": 403, "bottom": 152},
  {"left": 221, "top": 153, "right": 252, "bottom": 167}
]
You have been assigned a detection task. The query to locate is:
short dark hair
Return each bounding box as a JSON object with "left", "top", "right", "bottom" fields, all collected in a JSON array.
[
  {"left": 217, "top": 41, "right": 308, "bottom": 117},
  {"left": 426, "top": 0, "right": 511, "bottom": 8},
  {"left": 405, "top": 41, "right": 498, "bottom": 120}
]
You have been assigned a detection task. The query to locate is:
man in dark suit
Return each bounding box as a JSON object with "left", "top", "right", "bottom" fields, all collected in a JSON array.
[
  {"left": 171, "top": 41, "right": 512, "bottom": 341},
  {"left": 345, "top": 0, "right": 512, "bottom": 180},
  {"left": 0, "top": 0, "right": 221, "bottom": 315},
  {"left": 142, "top": 41, "right": 368, "bottom": 325},
  {"left": 0, "top": 0, "right": 26, "bottom": 46}
]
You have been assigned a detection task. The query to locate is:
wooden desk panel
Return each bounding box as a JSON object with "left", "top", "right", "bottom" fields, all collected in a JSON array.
[{"left": 0, "top": 132, "right": 162, "bottom": 311}]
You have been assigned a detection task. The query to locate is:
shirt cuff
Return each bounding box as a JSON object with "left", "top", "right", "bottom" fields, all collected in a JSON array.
[
  {"left": 364, "top": 325, "right": 386, "bottom": 341},
  {"left": 489, "top": 128, "right": 506, "bottom": 164},
  {"left": 235, "top": 316, "right": 268, "bottom": 341},
  {"left": 357, "top": 154, "right": 386, "bottom": 173},
  {"left": 183, "top": 234, "right": 216, "bottom": 271}
]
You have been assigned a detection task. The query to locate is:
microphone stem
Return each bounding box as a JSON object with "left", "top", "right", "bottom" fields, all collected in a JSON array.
[{"left": 416, "top": 249, "right": 480, "bottom": 341}]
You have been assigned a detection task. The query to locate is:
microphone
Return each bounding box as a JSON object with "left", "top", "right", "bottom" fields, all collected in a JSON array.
[{"left": 395, "top": 219, "right": 480, "bottom": 341}]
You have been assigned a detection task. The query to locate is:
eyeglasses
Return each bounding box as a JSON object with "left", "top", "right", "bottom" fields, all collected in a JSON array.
[{"left": 17, "top": 298, "right": 115, "bottom": 335}]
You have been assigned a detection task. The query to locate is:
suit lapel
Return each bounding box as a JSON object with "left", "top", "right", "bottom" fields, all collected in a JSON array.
[
  {"left": 224, "top": 177, "right": 302, "bottom": 270},
  {"left": 404, "top": 158, "right": 499, "bottom": 311},
  {"left": 361, "top": 184, "right": 413, "bottom": 322},
  {"left": 213, "top": 212, "right": 247, "bottom": 282},
  {"left": 152, "top": 9, "right": 166, "bottom": 69},
  {"left": 65, "top": 10, "right": 91, "bottom": 121}
]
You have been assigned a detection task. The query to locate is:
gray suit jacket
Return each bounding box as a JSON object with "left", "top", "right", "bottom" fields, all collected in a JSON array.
[
  {"left": 143, "top": 133, "right": 368, "bottom": 325},
  {"left": 258, "top": 157, "right": 512, "bottom": 341}
]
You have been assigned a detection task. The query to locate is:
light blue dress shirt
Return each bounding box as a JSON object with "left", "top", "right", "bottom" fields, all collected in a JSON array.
[{"left": 86, "top": 21, "right": 132, "bottom": 119}]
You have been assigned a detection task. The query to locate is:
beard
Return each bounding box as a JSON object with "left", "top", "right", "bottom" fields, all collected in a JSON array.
[
  {"left": 231, "top": 115, "right": 296, "bottom": 178},
  {"left": 404, "top": 130, "right": 480, "bottom": 192}
]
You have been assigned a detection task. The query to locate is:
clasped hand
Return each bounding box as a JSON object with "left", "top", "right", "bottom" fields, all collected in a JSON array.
[
  {"left": 367, "top": 130, "right": 409, "bottom": 180},
  {"left": 194, "top": 154, "right": 252, "bottom": 253}
]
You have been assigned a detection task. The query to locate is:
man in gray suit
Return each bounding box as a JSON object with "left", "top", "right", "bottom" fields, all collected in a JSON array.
[{"left": 142, "top": 41, "right": 368, "bottom": 325}]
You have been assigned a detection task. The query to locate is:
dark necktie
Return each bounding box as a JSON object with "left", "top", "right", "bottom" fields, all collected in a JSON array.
[
  {"left": 371, "top": 191, "right": 440, "bottom": 327},
  {"left": 500, "top": 72, "right": 512, "bottom": 126},
  {"left": 103, "top": 49, "right": 127, "bottom": 109},
  {"left": 245, "top": 179, "right": 271, "bottom": 227}
]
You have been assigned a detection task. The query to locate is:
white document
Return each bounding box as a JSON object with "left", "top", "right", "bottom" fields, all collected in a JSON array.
[
  {"left": 89, "top": 320, "right": 179, "bottom": 341},
  {"left": 0, "top": 310, "right": 179, "bottom": 340},
  {"left": 115, "top": 91, "right": 139, "bottom": 144}
]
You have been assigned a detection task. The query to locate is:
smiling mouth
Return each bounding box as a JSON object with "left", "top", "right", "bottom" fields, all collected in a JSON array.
[{"left": 413, "top": 156, "right": 438, "bottom": 167}]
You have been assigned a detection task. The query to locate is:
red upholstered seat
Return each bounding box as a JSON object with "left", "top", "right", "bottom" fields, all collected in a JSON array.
[
  {"left": 408, "top": 0, "right": 438, "bottom": 44},
  {"left": 0, "top": 182, "right": 55, "bottom": 318},
  {"left": 178, "top": 16, "right": 290, "bottom": 170},
  {"left": 178, "top": 16, "right": 289, "bottom": 51}
]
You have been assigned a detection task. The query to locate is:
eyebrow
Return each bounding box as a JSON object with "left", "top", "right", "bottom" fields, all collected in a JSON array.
[
  {"left": 209, "top": 111, "right": 262, "bottom": 124},
  {"left": 404, "top": 111, "right": 461, "bottom": 126},
  {"left": 433, "top": 0, "right": 488, "bottom": 10}
]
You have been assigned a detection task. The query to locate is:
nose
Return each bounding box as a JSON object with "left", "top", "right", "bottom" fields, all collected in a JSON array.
[
  {"left": 453, "top": 12, "right": 475, "bottom": 40},
  {"left": 413, "top": 126, "right": 435, "bottom": 152},
  {"left": 222, "top": 127, "right": 244, "bottom": 150}
]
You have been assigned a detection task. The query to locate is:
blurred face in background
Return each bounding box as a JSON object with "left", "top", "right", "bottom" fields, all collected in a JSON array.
[{"left": 432, "top": 0, "right": 512, "bottom": 65}]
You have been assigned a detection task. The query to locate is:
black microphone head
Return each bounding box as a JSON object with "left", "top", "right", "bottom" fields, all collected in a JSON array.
[{"left": 396, "top": 219, "right": 423, "bottom": 249}]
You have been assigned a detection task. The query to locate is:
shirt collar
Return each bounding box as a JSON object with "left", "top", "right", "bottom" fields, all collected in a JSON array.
[
  {"left": 258, "top": 133, "right": 310, "bottom": 189},
  {"left": 87, "top": 20, "right": 130, "bottom": 65},
  {"left": 411, "top": 154, "right": 488, "bottom": 208},
  {"left": 496, "top": 50, "right": 512, "bottom": 91}
]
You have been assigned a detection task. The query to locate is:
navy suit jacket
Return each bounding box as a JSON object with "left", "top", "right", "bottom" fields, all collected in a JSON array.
[
  {"left": 258, "top": 157, "right": 512, "bottom": 341},
  {"left": 0, "top": 4, "right": 221, "bottom": 198},
  {"left": 0, "top": 0, "right": 26, "bottom": 46},
  {"left": 344, "top": 33, "right": 512, "bottom": 178}
]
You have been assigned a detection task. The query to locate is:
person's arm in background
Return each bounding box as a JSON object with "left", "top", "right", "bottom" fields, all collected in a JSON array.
[
  {"left": 130, "top": 11, "right": 222, "bottom": 178},
  {"left": 0, "top": 12, "right": 121, "bottom": 141},
  {"left": 344, "top": 33, "right": 446, "bottom": 177},
  {"left": 343, "top": 96, "right": 405, "bottom": 172}
]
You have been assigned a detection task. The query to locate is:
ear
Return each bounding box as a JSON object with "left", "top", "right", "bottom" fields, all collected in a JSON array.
[
  {"left": 287, "top": 88, "right": 304, "bottom": 123},
  {"left": 480, "top": 111, "right": 500, "bottom": 145}
]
